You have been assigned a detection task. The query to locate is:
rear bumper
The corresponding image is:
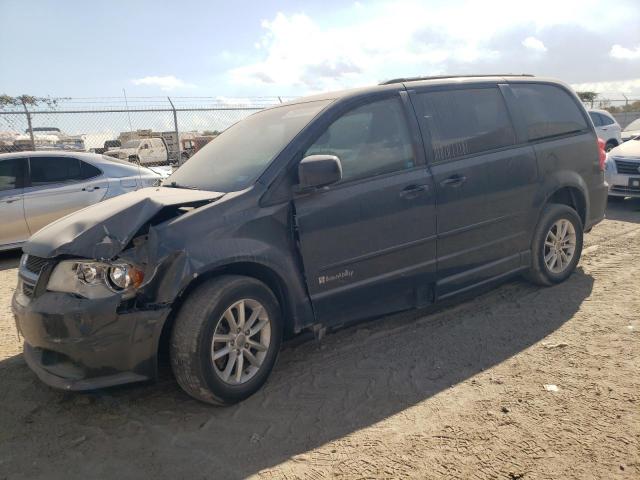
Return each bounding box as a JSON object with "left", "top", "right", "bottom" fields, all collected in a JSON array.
[
  {"left": 12, "top": 286, "right": 170, "bottom": 391},
  {"left": 585, "top": 182, "right": 608, "bottom": 231}
]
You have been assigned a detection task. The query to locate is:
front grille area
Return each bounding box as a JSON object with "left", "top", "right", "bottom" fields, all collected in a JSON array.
[
  {"left": 614, "top": 159, "right": 640, "bottom": 175},
  {"left": 22, "top": 281, "right": 35, "bottom": 298},
  {"left": 24, "top": 255, "right": 49, "bottom": 274},
  {"left": 611, "top": 185, "right": 640, "bottom": 194}
]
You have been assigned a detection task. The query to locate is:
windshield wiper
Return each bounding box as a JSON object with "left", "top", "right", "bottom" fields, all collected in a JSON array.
[{"left": 165, "top": 181, "right": 200, "bottom": 190}]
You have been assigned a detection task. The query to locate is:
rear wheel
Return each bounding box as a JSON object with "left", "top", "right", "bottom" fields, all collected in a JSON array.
[
  {"left": 170, "top": 275, "right": 282, "bottom": 405},
  {"left": 525, "top": 204, "right": 583, "bottom": 286}
]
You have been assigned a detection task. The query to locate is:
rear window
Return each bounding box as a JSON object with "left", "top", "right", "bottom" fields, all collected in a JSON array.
[
  {"left": 511, "top": 84, "right": 588, "bottom": 141},
  {"left": 29, "top": 156, "right": 83, "bottom": 185},
  {"left": 599, "top": 113, "right": 615, "bottom": 126},
  {"left": 415, "top": 87, "right": 516, "bottom": 162}
]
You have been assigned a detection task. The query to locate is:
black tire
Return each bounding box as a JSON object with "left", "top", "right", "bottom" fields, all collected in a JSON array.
[
  {"left": 170, "top": 275, "right": 282, "bottom": 405},
  {"left": 608, "top": 195, "right": 624, "bottom": 203},
  {"left": 605, "top": 141, "right": 617, "bottom": 152},
  {"left": 524, "top": 204, "right": 584, "bottom": 286}
]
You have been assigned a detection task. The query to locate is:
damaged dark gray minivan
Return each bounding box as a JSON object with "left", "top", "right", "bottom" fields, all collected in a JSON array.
[{"left": 13, "top": 75, "right": 607, "bottom": 405}]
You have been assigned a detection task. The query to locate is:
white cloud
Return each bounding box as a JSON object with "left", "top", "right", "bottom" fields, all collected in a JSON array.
[
  {"left": 610, "top": 44, "right": 640, "bottom": 60},
  {"left": 571, "top": 78, "right": 640, "bottom": 97},
  {"left": 228, "top": 1, "right": 640, "bottom": 93},
  {"left": 522, "top": 36, "right": 547, "bottom": 53},
  {"left": 131, "top": 75, "right": 195, "bottom": 91}
]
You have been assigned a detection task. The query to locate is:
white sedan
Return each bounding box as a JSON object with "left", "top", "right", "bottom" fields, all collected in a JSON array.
[
  {"left": 605, "top": 137, "right": 640, "bottom": 200},
  {"left": 0, "top": 151, "right": 161, "bottom": 251}
]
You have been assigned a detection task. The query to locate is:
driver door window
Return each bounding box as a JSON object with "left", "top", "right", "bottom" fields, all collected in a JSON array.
[{"left": 304, "top": 97, "right": 416, "bottom": 182}]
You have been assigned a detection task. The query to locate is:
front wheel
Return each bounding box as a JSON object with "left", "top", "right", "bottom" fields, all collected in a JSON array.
[
  {"left": 170, "top": 275, "right": 282, "bottom": 405},
  {"left": 525, "top": 204, "right": 583, "bottom": 286}
]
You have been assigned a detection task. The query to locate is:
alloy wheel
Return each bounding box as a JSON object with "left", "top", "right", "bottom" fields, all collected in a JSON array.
[
  {"left": 543, "top": 219, "right": 577, "bottom": 274},
  {"left": 211, "top": 299, "right": 271, "bottom": 385}
]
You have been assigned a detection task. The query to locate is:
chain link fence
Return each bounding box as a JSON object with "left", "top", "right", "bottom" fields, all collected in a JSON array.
[
  {"left": 0, "top": 96, "right": 296, "bottom": 167},
  {"left": 1, "top": 96, "right": 639, "bottom": 168},
  {"left": 581, "top": 98, "right": 640, "bottom": 129}
]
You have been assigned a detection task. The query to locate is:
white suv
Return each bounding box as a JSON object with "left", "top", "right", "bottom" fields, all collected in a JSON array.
[{"left": 588, "top": 109, "right": 622, "bottom": 152}]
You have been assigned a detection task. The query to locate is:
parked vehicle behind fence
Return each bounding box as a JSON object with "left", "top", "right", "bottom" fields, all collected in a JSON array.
[
  {"left": 588, "top": 109, "right": 622, "bottom": 151},
  {"left": 12, "top": 75, "right": 607, "bottom": 405},
  {"left": 1, "top": 151, "right": 160, "bottom": 251},
  {"left": 103, "top": 137, "right": 168, "bottom": 165}
]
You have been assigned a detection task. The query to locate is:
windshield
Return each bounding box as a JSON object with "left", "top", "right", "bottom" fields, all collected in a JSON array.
[
  {"left": 122, "top": 140, "right": 141, "bottom": 148},
  {"left": 166, "top": 100, "right": 331, "bottom": 192}
]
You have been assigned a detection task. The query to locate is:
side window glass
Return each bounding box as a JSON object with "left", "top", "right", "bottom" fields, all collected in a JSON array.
[
  {"left": 589, "top": 112, "right": 602, "bottom": 127},
  {"left": 599, "top": 113, "right": 615, "bottom": 126},
  {"left": 511, "top": 84, "right": 588, "bottom": 141},
  {"left": 79, "top": 160, "right": 101, "bottom": 179},
  {"left": 416, "top": 88, "right": 516, "bottom": 162},
  {"left": 29, "top": 157, "right": 82, "bottom": 186},
  {"left": 304, "top": 97, "right": 416, "bottom": 182},
  {"left": 0, "top": 158, "right": 26, "bottom": 192}
]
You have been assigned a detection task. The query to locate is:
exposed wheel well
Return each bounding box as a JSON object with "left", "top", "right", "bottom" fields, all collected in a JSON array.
[
  {"left": 157, "top": 262, "right": 293, "bottom": 365},
  {"left": 547, "top": 187, "right": 586, "bottom": 227},
  {"left": 605, "top": 139, "right": 618, "bottom": 151}
]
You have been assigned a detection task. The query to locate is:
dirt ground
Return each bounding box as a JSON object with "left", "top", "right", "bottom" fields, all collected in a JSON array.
[{"left": 0, "top": 200, "right": 638, "bottom": 480}]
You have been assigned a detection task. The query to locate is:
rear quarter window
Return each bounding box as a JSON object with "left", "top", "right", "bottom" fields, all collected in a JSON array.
[
  {"left": 598, "top": 113, "right": 615, "bottom": 126},
  {"left": 79, "top": 160, "right": 102, "bottom": 179},
  {"left": 511, "top": 84, "right": 588, "bottom": 141}
]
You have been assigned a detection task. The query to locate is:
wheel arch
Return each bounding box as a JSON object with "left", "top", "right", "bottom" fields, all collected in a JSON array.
[
  {"left": 157, "top": 260, "right": 297, "bottom": 364},
  {"left": 536, "top": 170, "right": 590, "bottom": 230},
  {"left": 545, "top": 185, "right": 587, "bottom": 227}
]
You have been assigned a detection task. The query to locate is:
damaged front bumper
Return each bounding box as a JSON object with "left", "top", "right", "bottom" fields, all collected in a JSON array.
[{"left": 12, "top": 278, "right": 170, "bottom": 391}]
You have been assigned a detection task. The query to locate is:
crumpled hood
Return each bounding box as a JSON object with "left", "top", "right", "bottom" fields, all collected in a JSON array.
[{"left": 24, "top": 187, "right": 224, "bottom": 260}]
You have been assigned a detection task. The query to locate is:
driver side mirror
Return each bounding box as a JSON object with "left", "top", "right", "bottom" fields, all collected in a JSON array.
[{"left": 297, "top": 155, "right": 342, "bottom": 191}]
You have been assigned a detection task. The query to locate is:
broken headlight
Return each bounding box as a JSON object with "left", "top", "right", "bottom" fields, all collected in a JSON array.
[{"left": 48, "top": 260, "right": 145, "bottom": 299}]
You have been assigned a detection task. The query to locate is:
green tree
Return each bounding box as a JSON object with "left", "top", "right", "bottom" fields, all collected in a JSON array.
[
  {"left": 0, "top": 94, "right": 67, "bottom": 110},
  {"left": 576, "top": 91, "right": 598, "bottom": 107}
]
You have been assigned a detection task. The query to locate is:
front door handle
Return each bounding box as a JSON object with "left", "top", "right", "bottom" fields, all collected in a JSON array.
[
  {"left": 440, "top": 174, "right": 467, "bottom": 187},
  {"left": 399, "top": 184, "right": 429, "bottom": 199},
  {"left": 82, "top": 186, "right": 101, "bottom": 192}
]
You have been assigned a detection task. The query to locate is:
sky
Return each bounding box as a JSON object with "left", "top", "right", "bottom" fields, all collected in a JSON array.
[{"left": 1, "top": 0, "right": 640, "bottom": 100}]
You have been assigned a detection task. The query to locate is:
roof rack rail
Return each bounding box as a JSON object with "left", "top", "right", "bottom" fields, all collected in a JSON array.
[{"left": 379, "top": 74, "right": 535, "bottom": 85}]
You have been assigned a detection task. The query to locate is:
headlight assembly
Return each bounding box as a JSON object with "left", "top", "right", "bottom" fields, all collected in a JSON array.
[{"left": 47, "top": 260, "right": 145, "bottom": 299}]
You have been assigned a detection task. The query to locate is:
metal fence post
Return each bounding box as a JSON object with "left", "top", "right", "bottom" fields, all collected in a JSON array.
[
  {"left": 21, "top": 100, "right": 35, "bottom": 150},
  {"left": 167, "top": 96, "right": 181, "bottom": 165}
]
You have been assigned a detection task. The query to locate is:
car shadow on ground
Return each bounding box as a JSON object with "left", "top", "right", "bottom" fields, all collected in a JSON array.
[
  {"left": 606, "top": 197, "right": 640, "bottom": 223},
  {"left": 0, "top": 250, "right": 21, "bottom": 272},
  {"left": 0, "top": 269, "right": 594, "bottom": 479}
]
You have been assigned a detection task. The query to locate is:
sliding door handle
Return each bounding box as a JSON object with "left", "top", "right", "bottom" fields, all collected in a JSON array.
[{"left": 440, "top": 174, "right": 467, "bottom": 187}]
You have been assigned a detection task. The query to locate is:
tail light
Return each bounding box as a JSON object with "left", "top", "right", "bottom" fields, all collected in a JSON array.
[{"left": 597, "top": 138, "right": 606, "bottom": 171}]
